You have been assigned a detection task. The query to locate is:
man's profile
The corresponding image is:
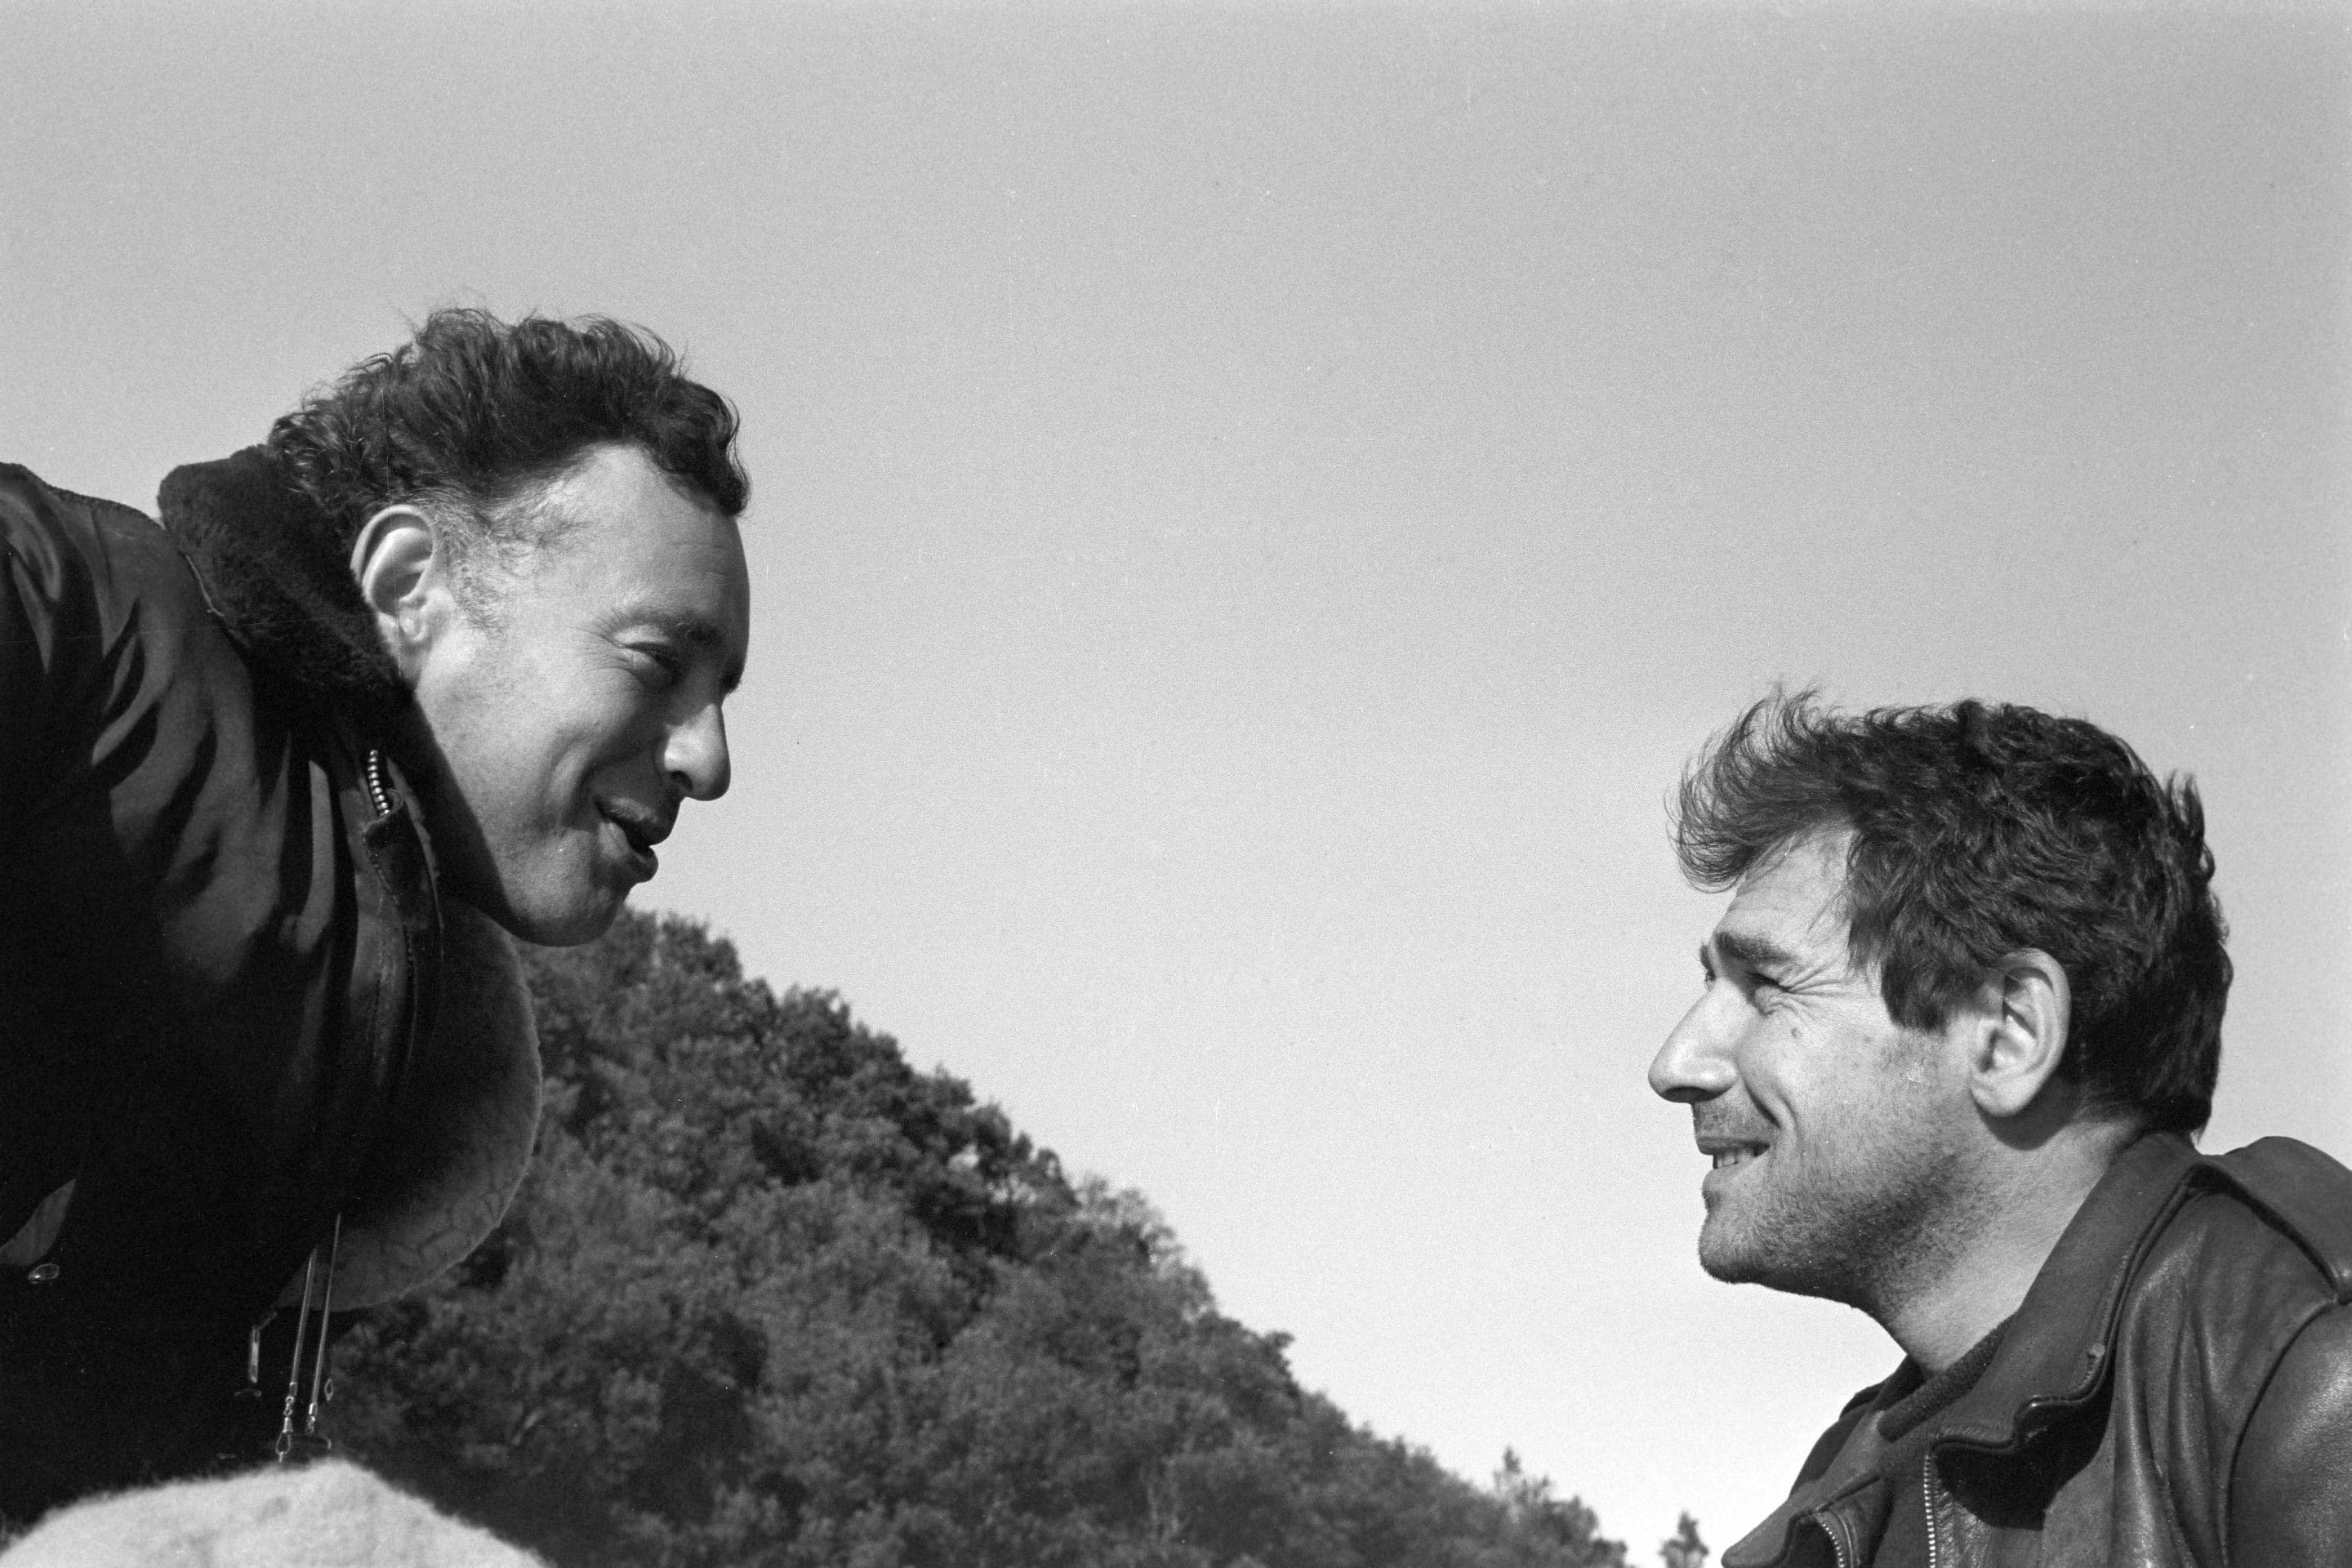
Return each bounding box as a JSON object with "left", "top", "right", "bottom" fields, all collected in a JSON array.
[
  {"left": 0, "top": 310, "right": 752, "bottom": 1522},
  {"left": 1651, "top": 693, "right": 2350, "bottom": 1566}
]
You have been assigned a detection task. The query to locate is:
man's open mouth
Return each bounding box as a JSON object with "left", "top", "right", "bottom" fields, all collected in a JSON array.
[{"left": 599, "top": 806, "right": 666, "bottom": 870}]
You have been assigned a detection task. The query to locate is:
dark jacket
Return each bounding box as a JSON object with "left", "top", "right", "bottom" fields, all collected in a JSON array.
[
  {"left": 0, "top": 457, "right": 538, "bottom": 1518},
  {"left": 1725, "top": 1133, "right": 2352, "bottom": 1568}
]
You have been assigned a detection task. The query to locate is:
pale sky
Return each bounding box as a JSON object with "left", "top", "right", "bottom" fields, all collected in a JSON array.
[{"left": 6, "top": 2, "right": 2347, "bottom": 1553}]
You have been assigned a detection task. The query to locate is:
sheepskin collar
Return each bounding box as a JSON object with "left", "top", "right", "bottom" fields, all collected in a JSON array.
[{"left": 156, "top": 447, "right": 410, "bottom": 722}]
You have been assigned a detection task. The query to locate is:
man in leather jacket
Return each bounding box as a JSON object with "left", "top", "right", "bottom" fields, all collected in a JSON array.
[
  {"left": 1649, "top": 693, "right": 2352, "bottom": 1567},
  {"left": 0, "top": 310, "right": 753, "bottom": 1522}
]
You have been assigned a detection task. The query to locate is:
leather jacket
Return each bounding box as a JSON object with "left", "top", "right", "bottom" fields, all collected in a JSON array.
[
  {"left": 1, "top": 457, "right": 539, "bottom": 1517},
  {"left": 1724, "top": 1133, "right": 2352, "bottom": 1568}
]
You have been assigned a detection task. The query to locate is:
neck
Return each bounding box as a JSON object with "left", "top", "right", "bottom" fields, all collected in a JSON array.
[{"left": 1877, "top": 1124, "right": 2127, "bottom": 1373}]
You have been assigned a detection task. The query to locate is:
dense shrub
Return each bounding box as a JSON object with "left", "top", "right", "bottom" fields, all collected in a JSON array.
[{"left": 332, "top": 911, "right": 1633, "bottom": 1568}]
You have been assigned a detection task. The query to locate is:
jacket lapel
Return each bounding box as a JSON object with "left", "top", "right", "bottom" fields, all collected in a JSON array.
[{"left": 1932, "top": 1134, "right": 2203, "bottom": 1457}]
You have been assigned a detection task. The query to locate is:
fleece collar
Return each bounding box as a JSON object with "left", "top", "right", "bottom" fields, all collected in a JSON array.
[{"left": 156, "top": 447, "right": 410, "bottom": 722}]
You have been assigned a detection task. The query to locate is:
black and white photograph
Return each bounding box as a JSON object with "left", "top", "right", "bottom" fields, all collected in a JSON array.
[{"left": 4, "top": 4, "right": 2347, "bottom": 1565}]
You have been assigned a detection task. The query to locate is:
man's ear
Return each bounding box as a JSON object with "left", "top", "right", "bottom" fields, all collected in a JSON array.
[
  {"left": 1966, "top": 949, "right": 2074, "bottom": 1121},
  {"left": 350, "top": 504, "right": 448, "bottom": 677}
]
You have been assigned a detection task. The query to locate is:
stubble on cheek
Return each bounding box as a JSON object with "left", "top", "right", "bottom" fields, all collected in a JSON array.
[
  {"left": 1699, "top": 1134, "right": 1975, "bottom": 1319},
  {"left": 1695, "top": 1143, "right": 1859, "bottom": 1298}
]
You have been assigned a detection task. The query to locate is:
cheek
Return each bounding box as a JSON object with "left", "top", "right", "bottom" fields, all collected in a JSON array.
[
  {"left": 469, "top": 712, "right": 603, "bottom": 822},
  {"left": 1744, "top": 1048, "right": 1824, "bottom": 1128},
  {"left": 538, "top": 683, "right": 641, "bottom": 754}
]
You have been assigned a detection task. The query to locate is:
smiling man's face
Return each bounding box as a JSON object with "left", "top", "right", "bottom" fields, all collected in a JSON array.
[
  {"left": 405, "top": 441, "right": 751, "bottom": 946},
  {"left": 1648, "top": 829, "right": 1976, "bottom": 1307}
]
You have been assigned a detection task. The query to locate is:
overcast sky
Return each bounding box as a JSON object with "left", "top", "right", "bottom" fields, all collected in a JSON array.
[{"left": 6, "top": 2, "right": 2347, "bottom": 1552}]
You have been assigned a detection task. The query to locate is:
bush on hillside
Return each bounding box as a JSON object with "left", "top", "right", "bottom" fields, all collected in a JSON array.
[{"left": 332, "top": 911, "right": 1635, "bottom": 1568}]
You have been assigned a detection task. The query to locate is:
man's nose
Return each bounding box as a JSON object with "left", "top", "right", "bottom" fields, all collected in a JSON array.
[
  {"left": 665, "top": 700, "right": 732, "bottom": 802},
  {"left": 1650, "top": 991, "right": 1737, "bottom": 1104}
]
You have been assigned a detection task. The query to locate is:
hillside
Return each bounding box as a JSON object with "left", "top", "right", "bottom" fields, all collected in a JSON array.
[{"left": 332, "top": 911, "right": 1670, "bottom": 1568}]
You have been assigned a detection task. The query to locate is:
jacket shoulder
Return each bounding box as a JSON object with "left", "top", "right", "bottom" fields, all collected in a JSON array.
[
  {"left": 2, "top": 461, "right": 212, "bottom": 630},
  {"left": 1, "top": 462, "right": 154, "bottom": 533},
  {"left": 2205, "top": 1141, "right": 2352, "bottom": 1562},
  {"left": 2, "top": 463, "right": 227, "bottom": 807},
  {"left": 2055, "top": 1142, "right": 2352, "bottom": 1566},
  {"left": 2123, "top": 1146, "right": 2348, "bottom": 1350},
  {"left": 2207, "top": 1138, "right": 2352, "bottom": 1303}
]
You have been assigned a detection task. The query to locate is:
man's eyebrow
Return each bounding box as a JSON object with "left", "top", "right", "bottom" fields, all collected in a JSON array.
[
  {"left": 624, "top": 608, "right": 746, "bottom": 693},
  {"left": 1711, "top": 929, "right": 1802, "bottom": 978}
]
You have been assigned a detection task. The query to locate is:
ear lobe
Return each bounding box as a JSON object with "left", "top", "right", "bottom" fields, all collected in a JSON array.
[
  {"left": 1967, "top": 950, "right": 2074, "bottom": 1120},
  {"left": 350, "top": 505, "right": 445, "bottom": 675}
]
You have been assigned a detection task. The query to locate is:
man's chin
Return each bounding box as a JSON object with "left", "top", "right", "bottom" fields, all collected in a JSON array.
[
  {"left": 461, "top": 880, "right": 631, "bottom": 948},
  {"left": 1696, "top": 1242, "right": 1768, "bottom": 1287},
  {"left": 1698, "top": 1245, "right": 1808, "bottom": 1294},
  {"left": 1699, "top": 1229, "right": 1869, "bottom": 1307},
  {"left": 1695, "top": 1212, "right": 1791, "bottom": 1290},
  {"left": 527, "top": 890, "right": 634, "bottom": 947}
]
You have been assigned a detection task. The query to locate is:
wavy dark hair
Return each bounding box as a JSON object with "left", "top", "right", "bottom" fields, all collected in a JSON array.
[
  {"left": 1673, "top": 691, "right": 2230, "bottom": 1135},
  {"left": 268, "top": 309, "right": 746, "bottom": 594}
]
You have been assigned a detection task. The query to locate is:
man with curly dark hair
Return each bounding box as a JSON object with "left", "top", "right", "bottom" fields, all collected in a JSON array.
[
  {"left": 0, "top": 310, "right": 753, "bottom": 1521},
  {"left": 1651, "top": 693, "right": 2351, "bottom": 1567}
]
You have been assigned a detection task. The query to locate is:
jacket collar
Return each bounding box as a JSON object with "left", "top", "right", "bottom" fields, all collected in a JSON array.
[
  {"left": 1723, "top": 1133, "right": 2207, "bottom": 1568},
  {"left": 1931, "top": 1132, "right": 2203, "bottom": 1454},
  {"left": 156, "top": 446, "right": 410, "bottom": 724},
  {"left": 1723, "top": 1399, "right": 1896, "bottom": 1568}
]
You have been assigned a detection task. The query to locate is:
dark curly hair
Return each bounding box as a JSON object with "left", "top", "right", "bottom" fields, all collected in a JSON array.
[
  {"left": 267, "top": 308, "right": 747, "bottom": 594},
  {"left": 1673, "top": 691, "right": 2230, "bottom": 1135}
]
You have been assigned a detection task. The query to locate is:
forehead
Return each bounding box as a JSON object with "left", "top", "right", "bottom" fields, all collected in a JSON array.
[{"left": 1716, "top": 831, "right": 1855, "bottom": 960}]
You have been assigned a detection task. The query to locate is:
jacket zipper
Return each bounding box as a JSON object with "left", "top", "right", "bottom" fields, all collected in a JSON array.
[
  {"left": 363, "top": 748, "right": 397, "bottom": 820},
  {"left": 361, "top": 746, "right": 418, "bottom": 1054},
  {"left": 1922, "top": 1453, "right": 1940, "bottom": 1568},
  {"left": 1817, "top": 1512, "right": 1855, "bottom": 1568}
]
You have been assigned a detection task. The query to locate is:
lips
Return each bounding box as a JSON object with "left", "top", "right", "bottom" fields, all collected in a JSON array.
[
  {"left": 599, "top": 804, "right": 672, "bottom": 879},
  {"left": 1693, "top": 1142, "right": 1764, "bottom": 1206}
]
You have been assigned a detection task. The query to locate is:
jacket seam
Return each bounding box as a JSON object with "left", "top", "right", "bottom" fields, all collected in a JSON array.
[{"left": 2216, "top": 1296, "right": 2339, "bottom": 1568}]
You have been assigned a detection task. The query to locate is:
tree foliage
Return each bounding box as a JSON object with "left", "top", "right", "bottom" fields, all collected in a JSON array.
[
  {"left": 1659, "top": 1514, "right": 1708, "bottom": 1568},
  {"left": 332, "top": 911, "right": 1636, "bottom": 1568}
]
